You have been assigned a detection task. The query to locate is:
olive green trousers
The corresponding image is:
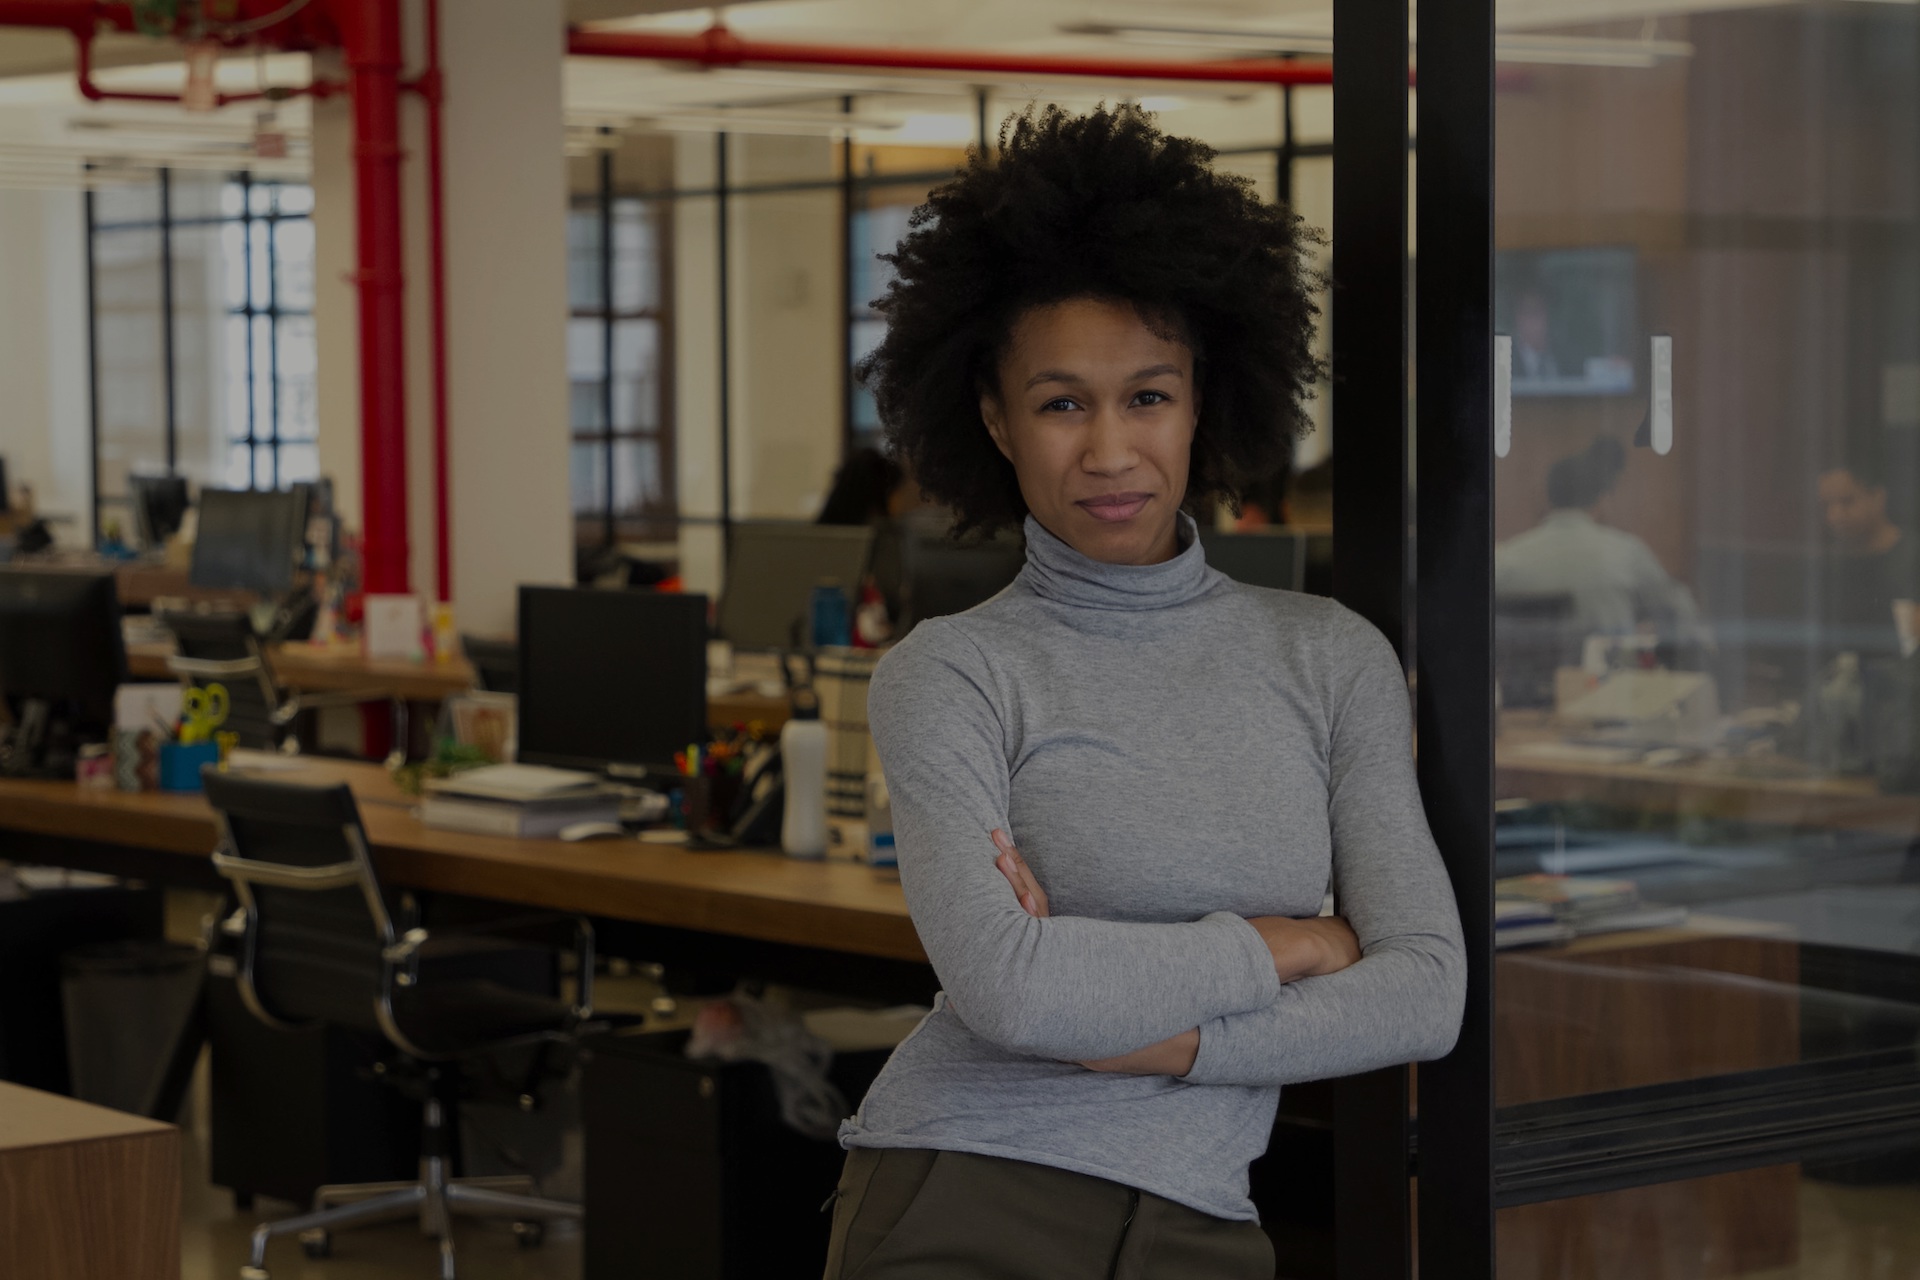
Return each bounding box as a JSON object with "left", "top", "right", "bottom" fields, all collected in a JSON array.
[{"left": 822, "top": 1147, "right": 1275, "bottom": 1280}]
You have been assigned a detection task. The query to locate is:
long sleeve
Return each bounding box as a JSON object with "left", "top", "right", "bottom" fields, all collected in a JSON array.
[
  {"left": 869, "top": 620, "right": 1283, "bottom": 1062},
  {"left": 1182, "top": 618, "right": 1466, "bottom": 1088}
]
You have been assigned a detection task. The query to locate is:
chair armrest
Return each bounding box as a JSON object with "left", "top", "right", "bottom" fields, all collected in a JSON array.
[
  {"left": 383, "top": 926, "right": 431, "bottom": 986},
  {"left": 167, "top": 655, "right": 261, "bottom": 680}
]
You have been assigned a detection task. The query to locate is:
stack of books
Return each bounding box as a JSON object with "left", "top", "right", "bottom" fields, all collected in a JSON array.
[
  {"left": 419, "top": 763, "right": 620, "bottom": 838},
  {"left": 1494, "top": 873, "right": 1687, "bottom": 949}
]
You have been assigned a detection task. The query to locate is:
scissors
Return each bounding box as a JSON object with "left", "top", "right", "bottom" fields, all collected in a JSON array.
[{"left": 180, "top": 683, "right": 230, "bottom": 745}]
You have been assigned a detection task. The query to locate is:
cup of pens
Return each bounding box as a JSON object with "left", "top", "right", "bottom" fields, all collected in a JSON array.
[
  {"left": 157, "top": 682, "right": 229, "bottom": 793},
  {"left": 672, "top": 738, "right": 750, "bottom": 832}
]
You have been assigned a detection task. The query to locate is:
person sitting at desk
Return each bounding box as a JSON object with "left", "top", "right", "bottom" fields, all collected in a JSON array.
[
  {"left": 1817, "top": 455, "right": 1919, "bottom": 662},
  {"left": 830, "top": 104, "right": 1466, "bottom": 1279},
  {"left": 1496, "top": 435, "right": 1704, "bottom": 640}
]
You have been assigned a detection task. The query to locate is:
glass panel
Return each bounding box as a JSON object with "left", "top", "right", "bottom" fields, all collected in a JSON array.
[
  {"left": 611, "top": 438, "right": 662, "bottom": 516},
  {"left": 1492, "top": 4, "right": 1920, "bottom": 1270},
  {"left": 570, "top": 441, "right": 605, "bottom": 516},
  {"left": 1497, "top": 1145, "right": 1920, "bottom": 1278},
  {"left": 610, "top": 319, "right": 660, "bottom": 431},
  {"left": 250, "top": 314, "right": 274, "bottom": 443},
  {"left": 567, "top": 203, "right": 604, "bottom": 311},
  {"left": 611, "top": 196, "right": 660, "bottom": 313},
  {"left": 92, "top": 225, "right": 166, "bottom": 509},
  {"left": 274, "top": 220, "right": 315, "bottom": 311},
  {"left": 274, "top": 184, "right": 313, "bottom": 217},
  {"left": 277, "top": 442, "right": 319, "bottom": 485},
  {"left": 276, "top": 316, "right": 317, "bottom": 441},
  {"left": 93, "top": 176, "right": 161, "bottom": 226}
]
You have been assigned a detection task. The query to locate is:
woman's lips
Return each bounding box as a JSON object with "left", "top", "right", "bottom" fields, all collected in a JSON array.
[{"left": 1076, "top": 493, "right": 1153, "bottom": 523}]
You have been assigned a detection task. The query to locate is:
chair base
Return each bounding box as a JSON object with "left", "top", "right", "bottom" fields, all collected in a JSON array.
[{"left": 239, "top": 1099, "right": 579, "bottom": 1279}]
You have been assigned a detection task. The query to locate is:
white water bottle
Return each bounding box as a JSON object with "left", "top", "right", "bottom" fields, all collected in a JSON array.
[{"left": 779, "top": 701, "right": 828, "bottom": 859}]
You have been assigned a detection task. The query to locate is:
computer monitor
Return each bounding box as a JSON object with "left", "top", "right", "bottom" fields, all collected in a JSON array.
[
  {"left": 1200, "top": 531, "right": 1308, "bottom": 593},
  {"left": 129, "top": 475, "right": 191, "bottom": 548},
  {"left": 0, "top": 569, "right": 127, "bottom": 774},
  {"left": 900, "top": 530, "right": 1026, "bottom": 630},
  {"left": 191, "top": 487, "right": 308, "bottom": 594},
  {"left": 517, "top": 587, "right": 708, "bottom": 776},
  {"left": 717, "top": 521, "right": 876, "bottom": 652}
]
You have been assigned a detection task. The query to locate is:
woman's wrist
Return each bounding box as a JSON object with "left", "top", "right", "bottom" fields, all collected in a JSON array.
[{"left": 1250, "top": 915, "right": 1360, "bottom": 983}]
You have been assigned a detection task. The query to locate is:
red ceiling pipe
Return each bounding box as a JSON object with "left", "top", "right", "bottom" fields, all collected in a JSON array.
[
  {"left": 332, "top": 0, "right": 409, "bottom": 595},
  {"left": 567, "top": 23, "right": 1335, "bottom": 86},
  {"left": 417, "top": 0, "right": 450, "bottom": 603},
  {"left": 73, "top": 28, "right": 345, "bottom": 105}
]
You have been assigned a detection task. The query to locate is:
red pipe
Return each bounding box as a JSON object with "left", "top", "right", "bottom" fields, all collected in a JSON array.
[
  {"left": 567, "top": 24, "right": 1334, "bottom": 86},
  {"left": 420, "top": 0, "right": 450, "bottom": 603},
  {"left": 72, "top": 29, "right": 345, "bottom": 106},
  {"left": 333, "top": 0, "right": 409, "bottom": 595}
]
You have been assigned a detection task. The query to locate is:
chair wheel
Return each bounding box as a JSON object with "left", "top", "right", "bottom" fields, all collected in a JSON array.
[
  {"left": 512, "top": 1220, "right": 546, "bottom": 1248},
  {"left": 299, "top": 1228, "right": 332, "bottom": 1258}
]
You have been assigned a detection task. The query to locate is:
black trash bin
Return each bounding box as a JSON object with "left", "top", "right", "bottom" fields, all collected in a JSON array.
[{"left": 60, "top": 939, "right": 203, "bottom": 1117}]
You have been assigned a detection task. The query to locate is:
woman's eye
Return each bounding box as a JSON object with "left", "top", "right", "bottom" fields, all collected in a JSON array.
[
  {"left": 1040, "top": 397, "right": 1080, "bottom": 413},
  {"left": 1134, "top": 390, "right": 1171, "bottom": 407}
]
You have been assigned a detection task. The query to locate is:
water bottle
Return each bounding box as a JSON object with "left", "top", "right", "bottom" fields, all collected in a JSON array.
[
  {"left": 810, "top": 582, "right": 852, "bottom": 649},
  {"left": 865, "top": 773, "right": 897, "bottom": 868},
  {"left": 780, "top": 698, "right": 829, "bottom": 859}
]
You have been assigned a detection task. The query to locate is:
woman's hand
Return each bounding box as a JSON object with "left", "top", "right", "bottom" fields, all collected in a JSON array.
[
  {"left": 1247, "top": 915, "right": 1362, "bottom": 984},
  {"left": 992, "top": 829, "right": 1048, "bottom": 918},
  {"left": 1080, "top": 1027, "right": 1200, "bottom": 1077}
]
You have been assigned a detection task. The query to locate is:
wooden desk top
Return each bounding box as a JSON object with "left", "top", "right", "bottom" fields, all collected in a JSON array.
[
  {"left": 126, "top": 640, "right": 478, "bottom": 702},
  {"left": 0, "top": 1081, "right": 173, "bottom": 1153},
  {"left": 1495, "top": 713, "right": 1920, "bottom": 836},
  {"left": 0, "top": 762, "right": 922, "bottom": 963}
]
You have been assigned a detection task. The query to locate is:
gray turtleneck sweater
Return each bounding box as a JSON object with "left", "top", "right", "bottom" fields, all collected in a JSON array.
[{"left": 840, "top": 515, "right": 1466, "bottom": 1223}]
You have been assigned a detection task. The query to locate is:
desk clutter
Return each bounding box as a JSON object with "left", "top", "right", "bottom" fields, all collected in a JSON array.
[{"left": 1493, "top": 873, "right": 1688, "bottom": 949}]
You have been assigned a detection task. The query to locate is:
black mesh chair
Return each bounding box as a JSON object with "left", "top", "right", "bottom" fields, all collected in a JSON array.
[{"left": 203, "top": 769, "right": 595, "bottom": 1280}]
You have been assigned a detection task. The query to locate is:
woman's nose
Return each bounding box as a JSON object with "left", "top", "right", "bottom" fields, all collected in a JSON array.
[{"left": 1080, "top": 407, "right": 1138, "bottom": 475}]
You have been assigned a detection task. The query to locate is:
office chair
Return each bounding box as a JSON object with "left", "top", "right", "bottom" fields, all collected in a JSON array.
[
  {"left": 164, "top": 611, "right": 403, "bottom": 760},
  {"left": 202, "top": 769, "right": 595, "bottom": 1280},
  {"left": 1494, "top": 592, "right": 1580, "bottom": 710},
  {"left": 459, "top": 635, "right": 518, "bottom": 695}
]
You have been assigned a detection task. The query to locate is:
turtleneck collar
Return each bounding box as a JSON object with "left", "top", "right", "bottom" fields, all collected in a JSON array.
[{"left": 1019, "top": 511, "right": 1218, "bottom": 612}]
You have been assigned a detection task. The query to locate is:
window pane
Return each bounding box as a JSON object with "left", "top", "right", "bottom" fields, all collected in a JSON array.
[
  {"left": 276, "top": 315, "right": 317, "bottom": 442},
  {"left": 250, "top": 315, "right": 274, "bottom": 441},
  {"left": 570, "top": 441, "right": 606, "bottom": 516},
  {"left": 219, "top": 222, "right": 247, "bottom": 311},
  {"left": 274, "top": 220, "right": 315, "bottom": 311},
  {"left": 224, "top": 444, "right": 252, "bottom": 489},
  {"left": 610, "top": 319, "right": 659, "bottom": 431},
  {"left": 612, "top": 197, "right": 659, "bottom": 313},
  {"left": 94, "top": 177, "right": 160, "bottom": 226},
  {"left": 567, "top": 204, "right": 604, "bottom": 311},
  {"left": 278, "top": 443, "right": 319, "bottom": 485},
  {"left": 1490, "top": 5, "right": 1920, "bottom": 1271},
  {"left": 93, "top": 226, "right": 166, "bottom": 507},
  {"left": 274, "top": 184, "right": 313, "bottom": 217},
  {"left": 611, "top": 438, "right": 662, "bottom": 515}
]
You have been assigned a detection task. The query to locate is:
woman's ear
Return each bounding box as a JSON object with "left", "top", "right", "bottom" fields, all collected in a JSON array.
[{"left": 979, "top": 387, "right": 1015, "bottom": 463}]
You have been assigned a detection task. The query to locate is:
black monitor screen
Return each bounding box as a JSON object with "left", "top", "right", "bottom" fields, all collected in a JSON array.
[
  {"left": 902, "top": 533, "right": 1026, "bottom": 629},
  {"left": 1200, "top": 531, "right": 1307, "bottom": 593},
  {"left": 130, "top": 475, "right": 191, "bottom": 548},
  {"left": 518, "top": 587, "right": 708, "bottom": 775},
  {"left": 191, "top": 488, "right": 306, "bottom": 593},
  {"left": 0, "top": 569, "right": 126, "bottom": 725},
  {"left": 718, "top": 521, "right": 876, "bottom": 651}
]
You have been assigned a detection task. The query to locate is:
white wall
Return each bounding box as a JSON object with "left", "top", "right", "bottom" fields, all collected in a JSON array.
[
  {"left": 310, "top": 0, "right": 572, "bottom": 634},
  {"left": 0, "top": 108, "right": 91, "bottom": 532}
]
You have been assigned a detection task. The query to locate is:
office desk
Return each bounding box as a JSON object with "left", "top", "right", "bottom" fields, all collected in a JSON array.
[
  {"left": 0, "top": 761, "right": 920, "bottom": 965},
  {"left": 1495, "top": 712, "right": 1920, "bottom": 836},
  {"left": 0, "top": 1081, "right": 179, "bottom": 1280},
  {"left": 125, "top": 640, "right": 479, "bottom": 703}
]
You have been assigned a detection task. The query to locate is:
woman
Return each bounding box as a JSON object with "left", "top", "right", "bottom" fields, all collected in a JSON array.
[{"left": 828, "top": 105, "right": 1466, "bottom": 1279}]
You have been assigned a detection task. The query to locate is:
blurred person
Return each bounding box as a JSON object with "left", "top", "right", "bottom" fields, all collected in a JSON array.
[
  {"left": 1818, "top": 456, "right": 1919, "bottom": 662},
  {"left": 817, "top": 446, "right": 908, "bottom": 526},
  {"left": 1495, "top": 435, "right": 1703, "bottom": 637},
  {"left": 1513, "top": 290, "right": 1560, "bottom": 382}
]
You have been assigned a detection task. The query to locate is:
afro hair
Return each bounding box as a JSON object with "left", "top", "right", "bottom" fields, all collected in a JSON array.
[{"left": 859, "top": 102, "right": 1325, "bottom": 535}]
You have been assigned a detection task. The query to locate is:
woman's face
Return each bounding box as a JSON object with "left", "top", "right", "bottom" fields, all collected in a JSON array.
[{"left": 980, "top": 297, "right": 1198, "bottom": 566}]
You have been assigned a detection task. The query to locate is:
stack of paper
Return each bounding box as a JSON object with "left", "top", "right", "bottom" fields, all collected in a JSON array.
[{"left": 419, "top": 764, "right": 619, "bottom": 839}]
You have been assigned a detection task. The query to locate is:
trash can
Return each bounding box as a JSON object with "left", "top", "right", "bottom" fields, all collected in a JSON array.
[{"left": 60, "top": 939, "right": 203, "bottom": 1117}]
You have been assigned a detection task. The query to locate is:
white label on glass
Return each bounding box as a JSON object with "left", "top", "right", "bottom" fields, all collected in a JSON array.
[
  {"left": 1651, "top": 335, "right": 1673, "bottom": 456},
  {"left": 1494, "top": 334, "right": 1513, "bottom": 459}
]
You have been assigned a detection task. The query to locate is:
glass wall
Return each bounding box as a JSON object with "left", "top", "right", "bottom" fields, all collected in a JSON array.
[
  {"left": 1489, "top": 5, "right": 1920, "bottom": 1273},
  {"left": 88, "top": 168, "right": 318, "bottom": 542}
]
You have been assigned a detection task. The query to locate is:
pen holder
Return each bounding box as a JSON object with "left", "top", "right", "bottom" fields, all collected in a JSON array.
[
  {"left": 677, "top": 775, "right": 712, "bottom": 831},
  {"left": 158, "top": 740, "right": 221, "bottom": 793}
]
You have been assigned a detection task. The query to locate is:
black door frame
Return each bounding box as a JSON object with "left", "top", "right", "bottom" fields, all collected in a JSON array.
[{"left": 1330, "top": 0, "right": 1496, "bottom": 1273}]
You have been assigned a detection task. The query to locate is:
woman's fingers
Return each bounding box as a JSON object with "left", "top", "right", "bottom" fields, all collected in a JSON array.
[{"left": 991, "top": 829, "right": 1049, "bottom": 917}]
